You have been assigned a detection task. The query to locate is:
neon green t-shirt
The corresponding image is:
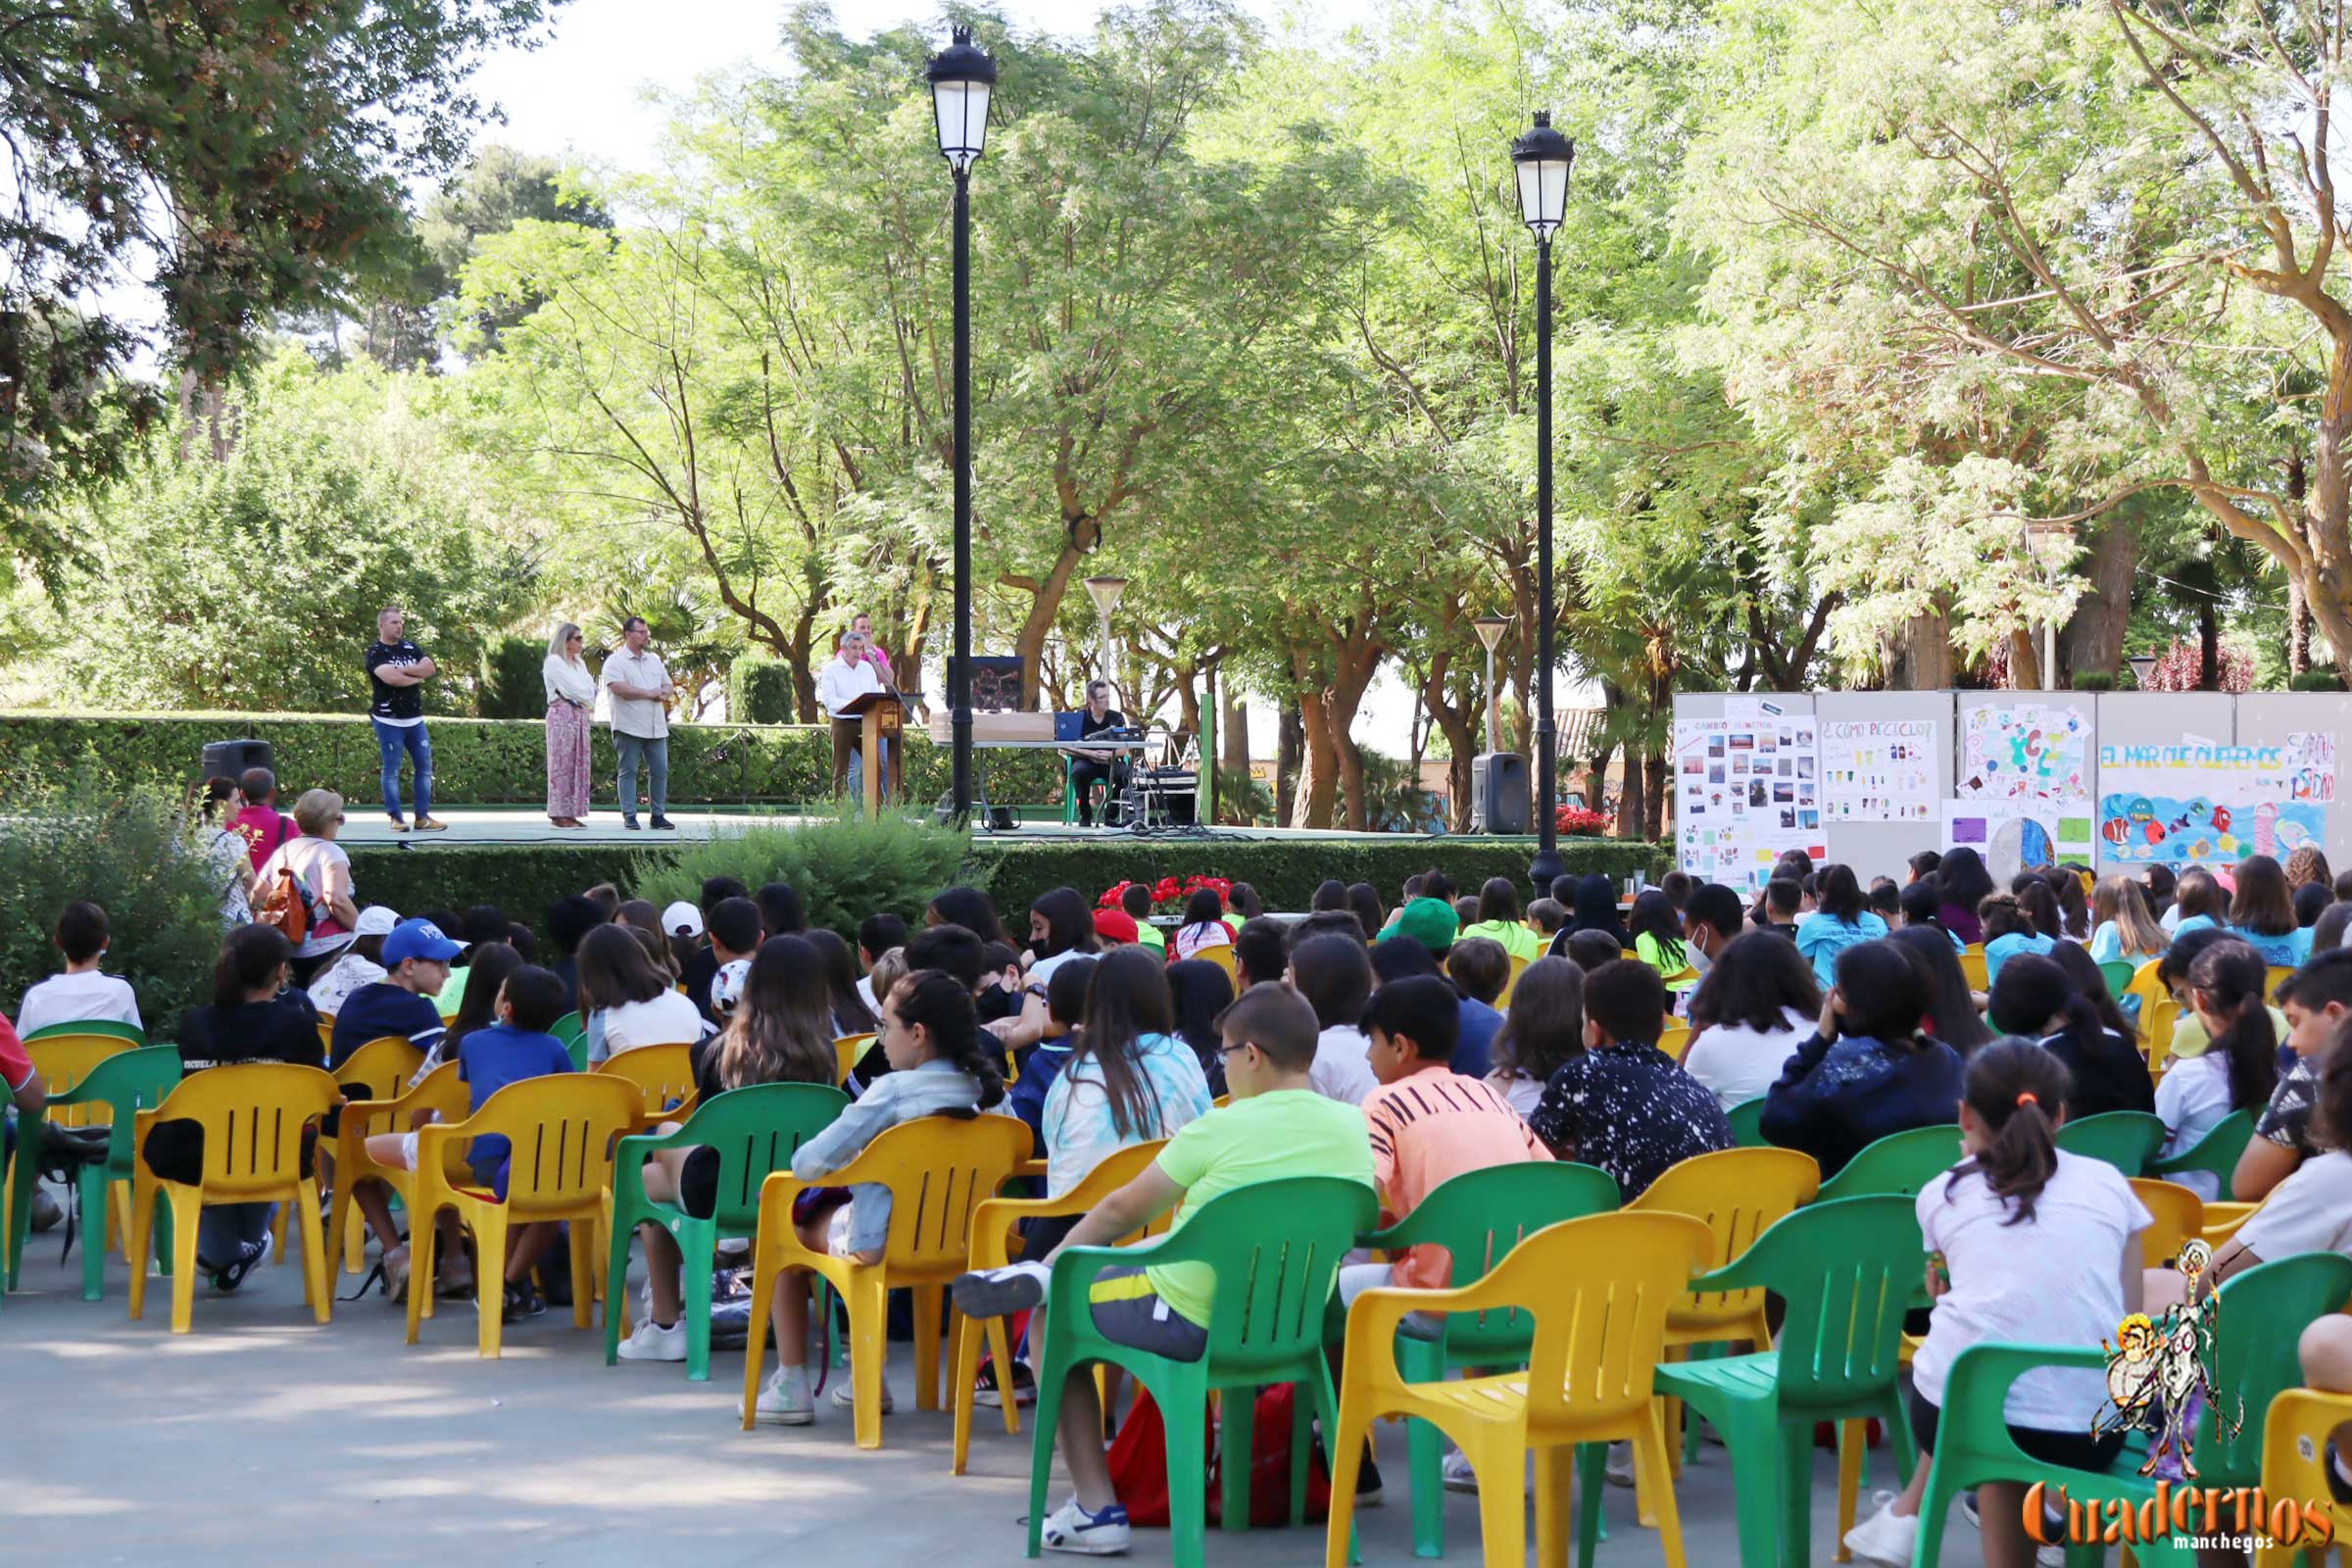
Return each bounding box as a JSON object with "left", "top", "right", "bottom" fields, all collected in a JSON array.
[
  {"left": 1147, "top": 1088, "right": 1374, "bottom": 1326},
  {"left": 1134, "top": 923, "right": 1166, "bottom": 954},
  {"left": 1458, "top": 919, "right": 1542, "bottom": 964}
]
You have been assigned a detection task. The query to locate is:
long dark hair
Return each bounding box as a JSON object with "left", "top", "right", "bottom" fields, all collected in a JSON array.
[
  {"left": 716, "top": 935, "right": 836, "bottom": 1091},
  {"left": 1347, "top": 883, "right": 1385, "bottom": 940},
  {"left": 2231, "top": 855, "right": 2298, "bottom": 937},
  {"left": 1627, "top": 889, "right": 1687, "bottom": 972},
  {"left": 1816, "top": 863, "right": 1865, "bottom": 924},
  {"left": 1030, "top": 887, "right": 1099, "bottom": 961},
  {"left": 2045, "top": 868, "right": 2090, "bottom": 939},
  {"left": 2016, "top": 881, "right": 2064, "bottom": 941},
  {"left": 1164, "top": 957, "right": 1235, "bottom": 1084},
  {"left": 1687, "top": 930, "right": 1819, "bottom": 1036},
  {"left": 1986, "top": 952, "right": 2106, "bottom": 1051},
  {"left": 1888, "top": 926, "right": 1993, "bottom": 1053},
  {"left": 576, "top": 923, "right": 673, "bottom": 1011},
  {"left": 216, "top": 924, "right": 293, "bottom": 1010},
  {"left": 756, "top": 881, "right": 808, "bottom": 937},
  {"left": 2186, "top": 939, "right": 2282, "bottom": 1112},
  {"left": 1291, "top": 933, "right": 1371, "bottom": 1029},
  {"left": 889, "top": 970, "right": 1004, "bottom": 1108},
  {"left": 1834, "top": 940, "right": 1937, "bottom": 1047},
  {"left": 442, "top": 942, "right": 522, "bottom": 1060},
  {"left": 1491, "top": 956, "right": 1585, "bottom": 1084},
  {"left": 1937, "top": 847, "right": 1995, "bottom": 912},
  {"left": 1564, "top": 873, "right": 1628, "bottom": 944},
  {"left": 1181, "top": 886, "right": 1226, "bottom": 930},
  {"left": 1311, "top": 879, "right": 1348, "bottom": 911},
  {"left": 804, "top": 927, "right": 877, "bottom": 1035},
  {"left": 1942, "top": 1037, "right": 2071, "bottom": 1225},
  {"left": 2048, "top": 940, "right": 2132, "bottom": 1041},
  {"left": 1477, "top": 877, "right": 1522, "bottom": 925},
  {"left": 2175, "top": 868, "right": 2228, "bottom": 925},
  {"left": 1071, "top": 946, "right": 1179, "bottom": 1140},
  {"left": 929, "top": 885, "right": 1008, "bottom": 946}
]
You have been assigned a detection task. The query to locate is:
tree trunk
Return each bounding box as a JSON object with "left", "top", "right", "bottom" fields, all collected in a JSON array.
[
  {"left": 1886, "top": 609, "right": 1955, "bottom": 689},
  {"left": 2007, "top": 627, "right": 2042, "bottom": 691},
  {"left": 1276, "top": 704, "right": 1302, "bottom": 829},
  {"left": 2058, "top": 519, "right": 2137, "bottom": 684},
  {"left": 1292, "top": 660, "right": 1344, "bottom": 831},
  {"left": 1645, "top": 750, "right": 1671, "bottom": 843},
  {"left": 2292, "top": 577, "right": 2314, "bottom": 676},
  {"left": 1220, "top": 682, "right": 1250, "bottom": 780},
  {"left": 2197, "top": 600, "right": 2220, "bottom": 690},
  {"left": 1008, "top": 537, "right": 1089, "bottom": 709}
]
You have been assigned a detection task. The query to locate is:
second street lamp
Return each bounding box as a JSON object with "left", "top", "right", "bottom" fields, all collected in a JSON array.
[
  {"left": 1512, "top": 111, "right": 1574, "bottom": 893},
  {"left": 928, "top": 24, "right": 997, "bottom": 823}
]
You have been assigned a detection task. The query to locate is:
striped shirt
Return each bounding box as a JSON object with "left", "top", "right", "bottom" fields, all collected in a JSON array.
[{"left": 1363, "top": 1065, "right": 1549, "bottom": 1290}]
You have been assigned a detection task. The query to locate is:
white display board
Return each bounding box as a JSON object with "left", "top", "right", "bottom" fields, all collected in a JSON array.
[{"left": 1672, "top": 694, "right": 1823, "bottom": 892}]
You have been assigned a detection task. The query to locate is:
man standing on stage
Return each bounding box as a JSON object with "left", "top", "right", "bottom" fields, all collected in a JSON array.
[
  {"left": 603, "top": 615, "right": 677, "bottom": 831},
  {"left": 1065, "top": 679, "right": 1127, "bottom": 827},
  {"left": 820, "top": 627, "right": 885, "bottom": 805},
  {"left": 366, "top": 607, "right": 445, "bottom": 832},
  {"left": 851, "top": 611, "right": 906, "bottom": 776}
]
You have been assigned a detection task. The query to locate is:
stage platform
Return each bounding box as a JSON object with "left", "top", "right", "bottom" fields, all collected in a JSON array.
[{"left": 336, "top": 806, "right": 1482, "bottom": 850}]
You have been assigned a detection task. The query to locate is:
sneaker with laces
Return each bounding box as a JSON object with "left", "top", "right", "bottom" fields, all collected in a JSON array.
[
  {"left": 1605, "top": 1439, "right": 1635, "bottom": 1487},
  {"left": 1039, "top": 1495, "right": 1132, "bottom": 1555},
  {"left": 212, "top": 1233, "right": 271, "bottom": 1293},
  {"left": 833, "top": 1377, "right": 894, "bottom": 1412},
  {"left": 745, "top": 1368, "right": 815, "bottom": 1426},
  {"left": 1842, "top": 1494, "right": 1918, "bottom": 1568},
  {"left": 952, "top": 1261, "right": 1051, "bottom": 1320},
  {"left": 1441, "top": 1447, "right": 1480, "bottom": 1493},
  {"left": 974, "top": 1359, "right": 1038, "bottom": 1407},
  {"left": 501, "top": 1281, "right": 546, "bottom": 1321},
  {"left": 617, "top": 1317, "right": 688, "bottom": 1362}
]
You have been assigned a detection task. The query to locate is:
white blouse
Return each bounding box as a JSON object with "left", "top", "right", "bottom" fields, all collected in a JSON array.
[{"left": 544, "top": 653, "right": 597, "bottom": 708}]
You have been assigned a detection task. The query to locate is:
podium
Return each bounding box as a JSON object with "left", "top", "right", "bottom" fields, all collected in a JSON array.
[{"left": 836, "top": 689, "right": 915, "bottom": 815}]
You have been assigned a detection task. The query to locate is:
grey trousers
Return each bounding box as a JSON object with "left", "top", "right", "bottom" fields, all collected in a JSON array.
[{"left": 615, "top": 732, "right": 669, "bottom": 819}]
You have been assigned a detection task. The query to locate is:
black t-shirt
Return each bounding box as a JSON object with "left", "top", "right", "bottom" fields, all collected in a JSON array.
[
  {"left": 366, "top": 639, "right": 428, "bottom": 722},
  {"left": 175, "top": 994, "right": 323, "bottom": 1074},
  {"left": 682, "top": 948, "right": 721, "bottom": 1023},
  {"left": 1078, "top": 709, "right": 1127, "bottom": 743}
]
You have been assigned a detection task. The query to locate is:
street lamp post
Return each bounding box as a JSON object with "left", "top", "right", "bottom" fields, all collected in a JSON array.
[
  {"left": 1472, "top": 614, "right": 1510, "bottom": 755},
  {"left": 1512, "top": 112, "right": 1574, "bottom": 894},
  {"left": 1084, "top": 574, "right": 1129, "bottom": 699},
  {"left": 2127, "top": 653, "right": 2158, "bottom": 690},
  {"left": 928, "top": 25, "right": 997, "bottom": 824}
]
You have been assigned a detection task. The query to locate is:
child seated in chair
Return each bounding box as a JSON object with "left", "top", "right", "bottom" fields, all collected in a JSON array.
[
  {"left": 352, "top": 964, "right": 571, "bottom": 1314},
  {"left": 1340, "top": 974, "right": 1548, "bottom": 1306},
  {"left": 746, "top": 969, "right": 1006, "bottom": 1428},
  {"left": 949, "top": 982, "right": 1374, "bottom": 1556}
]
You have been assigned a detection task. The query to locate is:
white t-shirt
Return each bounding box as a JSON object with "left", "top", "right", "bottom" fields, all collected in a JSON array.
[
  {"left": 1486, "top": 1070, "right": 1544, "bottom": 1119},
  {"left": 307, "top": 951, "right": 387, "bottom": 1019},
  {"left": 1308, "top": 1023, "right": 1379, "bottom": 1105},
  {"left": 1680, "top": 1005, "right": 1811, "bottom": 1112},
  {"left": 597, "top": 991, "right": 709, "bottom": 1060},
  {"left": 1029, "top": 950, "right": 1091, "bottom": 988},
  {"left": 2238, "top": 1151, "right": 2352, "bottom": 1261},
  {"left": 1913, "top": 1152, "right": 2151, "bottom": 1431},
  {"left": 16, "top": 971, "right": 142, "bottom": 1037},
  {"left": 2153, "top": 1052, "right": 2234, "bottom": 1201},
  {"left": 255, "top": 836, "right": 355, "bottom": 957}
]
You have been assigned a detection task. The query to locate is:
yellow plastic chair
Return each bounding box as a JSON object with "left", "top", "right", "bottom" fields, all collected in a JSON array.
[
  {"left": 948, "top": 1140, "right": 1167, "bottom": 1474},
  {"left": 2256, "top": 1388, "right": 2352, "bottom": 1568},
  {"left": 2143, "top": 998, "right": 2183, "bottom": 1078},
  {"left": 316, "top": 1016, "right": 336, "bottom": 1056},
  {"left": 272, "top": 1036, "right": 421, "bottom": 1270},
  {"left": 15, "top": 1032, "right": 141, "bottom": 1261},
  {"left": 1194, "top": 944, "right": 1239, "bottom": 984},
  {"left": 1324, "top": 1211, "right": 1713, "bottom": 1568},
  {"left": 125, "top": 1063, "right": 339, "bottom": 1333},
  {"left": 594, "top": 1043, "right": 697, "bottom": 1132},
  {"left": 1658, "top": 1019, "right": 1691, "bottom": 1059},
  {"left": 2269, "top": 966, "right": 2298, "bottom": 1003},
  {"left": 1498, "top": 953, "right": 1531, "bottom": 1008},
  {"left": 329, "top": 1060, "right": 467, "bottom": 1275},
  {"left": 833, "top": 1032, "right": 876, "bottom": 1086},
  {"left": 1958, "top": 945, "right": 1988, "bottom": 992},
  {"left": 406, "top": 1072, "right": 642, "bottom": 1357},
  {"left": 742, "top": 1113, "right": 1033, "bottom": 1449},
  {"left": 2122, "top": 960, "right": 2168, "bottom": 1039},
  {"left": 2127, "top": 1177, "right": 2205, "bottom": 1268},
  {"left": 1627, "top": 1146, "right": 1821, "bottom": 1512},
  {"left": 2203, "top": 1199, "right": 2264, "bottom": 1248}
]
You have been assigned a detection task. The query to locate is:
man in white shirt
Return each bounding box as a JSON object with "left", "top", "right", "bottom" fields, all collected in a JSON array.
[
  {"left": 602, "top": 615, "right": 677, "bottom": 831},
  {"left": 818, "top": 627, "right": 885, "bottom": 804},
  {"left": 16, "top": 901, "right": 142, "bottom": 1036}
]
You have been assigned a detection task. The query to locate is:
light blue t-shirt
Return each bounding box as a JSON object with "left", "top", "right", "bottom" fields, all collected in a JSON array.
[
  {"left": 2231, "top": 924, "right": 2313, "bottom": 969},
  {"left": 1042, "top": 1031, "right": 1214, "bottom": 1198},
  {"left": 1795, "top": 911, "right": 1888, "bottom": 989},
  {"left": 1984, "top": 931, "right": 2057, "bottom": 985}
]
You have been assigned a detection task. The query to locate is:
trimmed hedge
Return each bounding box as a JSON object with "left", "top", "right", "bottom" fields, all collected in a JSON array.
[
  {"left": 344, "top": 835, "right": 1666, "bottom": 928},
  {"left": 0, "top": 710, "right": 1067, "bottom": 808}
]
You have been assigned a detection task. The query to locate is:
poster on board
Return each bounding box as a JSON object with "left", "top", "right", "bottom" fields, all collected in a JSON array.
[
  {"left": 2094, "top": 733, "right": 2336, "bottom": 864},
  {"left": 1677, "top": 713, "right": 1825, "bottom": 891},
  {"left": 1956, "top": 703, "right": 2093, "bottom": 801},
  {"left": 1819, "top": 718, "right": 1939, "bottom": 822},
  {"left": 1942, "top": 796, "right": 2096, "bottom": 881}
]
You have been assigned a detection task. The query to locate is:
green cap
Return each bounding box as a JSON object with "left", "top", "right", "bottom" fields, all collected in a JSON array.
[{"left": 1382, "top": 896, "right": 1459, "bottom": 955}]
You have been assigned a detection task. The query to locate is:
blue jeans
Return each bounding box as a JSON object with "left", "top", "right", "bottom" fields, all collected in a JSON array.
[
  {"left": 198, "top": 1201, "right": 272, "bottom": 1267},
  {"left": 615, "top": 733, "right": 668, "bottom": 820},
  {"left": 371, "top": 719, "right": 432, "bottom": 822}
]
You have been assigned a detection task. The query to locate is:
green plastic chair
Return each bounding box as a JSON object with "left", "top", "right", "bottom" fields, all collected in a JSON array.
[
  {"left": 2053, "top": 1110, "right": 2168, "bottom": 1176},
  {"left": 5, "top": 1047, "right": 182, "bottom": 1298},
  {"left": 1352, "top": 1161, "right": 1620, "bottom": 1559},
  {"left": 1725, "top": 1096, "right": 1768, "bottom": 1148},
  {"left": 1650, "top": 1196, "right": 1923, "bottom": 1568},
  {"left": 564, "top": 1033, "right": 589, "bottom": 1072},
  {"left": 22, "top": 1019, "right": 148, "bottom": 1047},
  {"left": 2161, "top": 1250, "right": 2352, "bottom": 1490},
  {"left": 2146, "top": 1107, "right": 2256, "bottom": 1193},
  {"left": 1027, "top": 1176, "right": 1380, "bottom": 1568},
  {"left": 2098, "top": 960, "right": 2136, "bottom": 999},
  {"left": 551, "top": 1010, "right": 584, "bottom": 1047},
  {"left": 1812, "top": 1122, "right": 1963, "bottom": 1204},
  {"left": 1913, "top": 1342, "right": 2193, "bottom": 1568},
  {"left": 605, "top": 1081, "right": 850, "bottom": 1381}
]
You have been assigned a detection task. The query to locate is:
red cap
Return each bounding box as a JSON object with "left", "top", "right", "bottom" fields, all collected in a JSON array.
[{"left": 1093, "top": 908, "right": 1140, "bottom": 944}]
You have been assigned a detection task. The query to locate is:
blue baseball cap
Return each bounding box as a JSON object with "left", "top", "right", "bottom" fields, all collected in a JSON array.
[{"left": 383, "top": 917, "right": 464, "bottom": 967}]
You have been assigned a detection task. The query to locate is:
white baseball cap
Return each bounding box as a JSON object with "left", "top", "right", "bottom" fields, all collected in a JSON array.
[
  {"left": 354, "top": 906, "right": 400, "bottom": 938},
  {"left": 661, "top": 901, "right": 705, "bottom": 939}
]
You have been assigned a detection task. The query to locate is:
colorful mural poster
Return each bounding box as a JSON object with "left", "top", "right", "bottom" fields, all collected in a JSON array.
[
  {"left": 1819, "top": 718, "right": 1939, "bottom": 822},
  {"left": 2094, "top": 734, "right": 2336, "bottom": 865},
  {"left": 1677, "top": 714, "right": 1825, "bottom": 890},
  {"left": 1942, "top": 797, "right": 2097, "bottom": 881},
  {"left": 1957, "top": 703, "right": 2093, "bottom": 801}
]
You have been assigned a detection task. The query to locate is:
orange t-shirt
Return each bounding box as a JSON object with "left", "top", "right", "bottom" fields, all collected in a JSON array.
[{"left": 1363, "top": 1065, "right": 1551, "bottom": 1290}]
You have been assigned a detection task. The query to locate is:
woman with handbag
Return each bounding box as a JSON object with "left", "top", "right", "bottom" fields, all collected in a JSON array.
[{"left": 543, "top": 620, "right": 595, "bottom": 828}]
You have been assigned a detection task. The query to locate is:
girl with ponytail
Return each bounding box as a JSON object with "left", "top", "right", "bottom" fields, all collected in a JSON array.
[
  {"left": 747, "top": 969, "right": 1008, "bottom": 1426},
  {"left": 1843, "top": 1039, "right": 2152, "bottom": 1568},
  {"left": 1986, "top": 952, "right": 2155, "bottom": 1120},
  {"left": 2155, "top": 939, "right": 2281, "bottom": 1200}
]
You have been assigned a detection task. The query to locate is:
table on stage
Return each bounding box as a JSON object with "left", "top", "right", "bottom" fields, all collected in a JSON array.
[{"left": 928, "top": 714, "right": 1152, "bottom": 823}]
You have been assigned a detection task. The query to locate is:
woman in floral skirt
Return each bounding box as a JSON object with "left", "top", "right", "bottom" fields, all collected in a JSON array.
[{"left": 542, "top": 621, "right": 595, "bottom": 827}]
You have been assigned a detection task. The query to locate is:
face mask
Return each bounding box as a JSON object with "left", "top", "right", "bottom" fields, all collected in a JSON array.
[{"left": 1687, "top": 938, "right": 1714, "bottom": 975}]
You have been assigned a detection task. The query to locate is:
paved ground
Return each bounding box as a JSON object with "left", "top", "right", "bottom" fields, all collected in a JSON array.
[{"left": 1, "top": 1224, "right": 1990, "bottom": 1566}]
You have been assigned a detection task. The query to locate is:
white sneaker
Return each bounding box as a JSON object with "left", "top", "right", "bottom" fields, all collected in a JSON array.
[
  {"left": 1605, "top": 1440, "right": 1636, "bottom": 1487},
  {"left": 616, "top": 1317, "right": 687, "bottom": 1362},
  {"left": 1442, "top": 1447, "right": 1480, "bottom": 1493},
  {"left": 1841, "top": 1494, "right": 1919, "bottom": 1568},
  {"left": 745, "top": 1368, "right": 814, "bottom": 1426},
  {"left": 1039, "top": 1494, "right": 1132, "bottom": 1555},
  {"left": 833, "top": 1377, "right": 894, "bottom": 1412}
]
